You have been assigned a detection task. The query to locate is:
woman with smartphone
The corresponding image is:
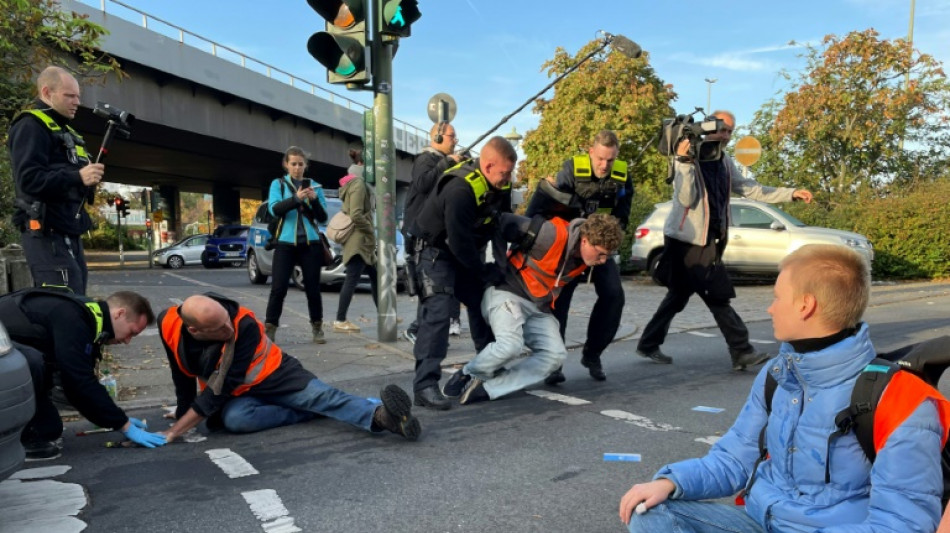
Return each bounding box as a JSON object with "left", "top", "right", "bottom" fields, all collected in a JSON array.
[
  {"left": 263, "top": 146, "right": 328, "bottom": 343},
  {"left": 332, "top": 150, "right": 378, "bottom": 333}
]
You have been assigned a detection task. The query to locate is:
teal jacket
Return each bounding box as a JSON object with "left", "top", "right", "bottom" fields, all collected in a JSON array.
[{"left": 267, "top": 175, "right": 328, "bottom": 245}]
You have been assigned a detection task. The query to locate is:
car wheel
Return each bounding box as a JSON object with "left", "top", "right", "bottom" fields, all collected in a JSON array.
[
  {"left": 201, "top": 251, "right": 220, "bottom": 269},
  {"left": 167, "top": 255, "right": 185, "bottom": 270},
  {"left": 247, "top": 252, "right": 267, "bottom": 285},
  {"left": 292, "top": 265, "right": 306, "bottom": 291},
  {"left": 647, "top": 250, "right": 664, "bottom": 286}
]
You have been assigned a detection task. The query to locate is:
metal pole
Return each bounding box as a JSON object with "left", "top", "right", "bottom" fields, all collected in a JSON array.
[
  {"left": 704, "top": 78, "right": 717, "bottom": 113},
  {"left": 117, "top": 213, "right": 124, "bottom": 267},
  {"left": 373, "top": 9, "right": 397, "bottom": 342},
  {"left": 900, "top": 0, "right": 915, "bottom": 151}
]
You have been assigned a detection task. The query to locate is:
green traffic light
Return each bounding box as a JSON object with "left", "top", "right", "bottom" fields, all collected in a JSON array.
[{"left": 388, "top": 5, "right": 405, "bottom": 27}]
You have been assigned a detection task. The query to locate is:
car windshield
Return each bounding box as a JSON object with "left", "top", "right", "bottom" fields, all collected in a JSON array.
[
  {"left": 215, "top": 226, "right": 249, "bottom": 238},
  {"left": 766, "top": 205, "right": 808, "bottom": 227}
]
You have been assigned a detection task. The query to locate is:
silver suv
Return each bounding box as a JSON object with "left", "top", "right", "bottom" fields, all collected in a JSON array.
[
  {"left": 245, "top": 198, "right": 405, "bottom": 290},
  {"left": 630, "top": 198, "right": 874, "bottom": 278}
]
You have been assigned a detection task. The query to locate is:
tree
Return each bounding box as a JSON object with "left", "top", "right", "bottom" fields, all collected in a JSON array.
[
  {"left": 519, "top": 39, "right": 677, "bottom": 222},
  {"left": 0, "top": 0, "right": 123, "bottom": 245},
  {"left": 750, "top": 29, "right": 950, "bottom": 200}
]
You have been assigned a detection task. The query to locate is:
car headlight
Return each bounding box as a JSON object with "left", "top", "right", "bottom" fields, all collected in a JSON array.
[
  {"left": 843, "top": 238, "right": 870, "bottom": 250},
  {"left": 0, "top": 322, "right": 13, "bottom": 356}
]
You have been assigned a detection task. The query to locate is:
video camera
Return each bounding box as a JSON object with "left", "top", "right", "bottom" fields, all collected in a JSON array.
[
  {"left": 93, "top": 102, "right": 134, "bottom": 139},
  {"left": 657, "top": 109, "right": 725, "bottom": 162}
]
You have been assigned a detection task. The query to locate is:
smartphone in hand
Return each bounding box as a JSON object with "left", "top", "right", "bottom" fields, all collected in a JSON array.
[{"left": 301, "top": 178, "right": 312, "bottom": 189}]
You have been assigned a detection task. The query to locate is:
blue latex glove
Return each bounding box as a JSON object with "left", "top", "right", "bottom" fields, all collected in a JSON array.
[
  {"left": 123, "top": 423, "right": 167, "bottom": 448},
  {"left": 128, "top": 417, "right": 148, "bottom": 430}
]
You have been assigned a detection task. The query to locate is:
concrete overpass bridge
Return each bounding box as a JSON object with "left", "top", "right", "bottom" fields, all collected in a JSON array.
[{"left": 61, "top": 0, "right": 427, "bottom": 227}]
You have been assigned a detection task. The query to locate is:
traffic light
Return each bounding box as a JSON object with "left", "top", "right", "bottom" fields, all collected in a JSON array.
[
  {"left": 145, "top": 219, "right": 153, "bottom": 231},
  {"left": 306, "top": 0, "right": 370, "bottom": 86},
  {"left": 379, "top": 0, "right": 420, "bottom": 37},
  {"left": 115, "top": 196, "right": 129, "bottom": 218},
  {"left": 114, "top": 196, "right": 122, "bottom": 214}
]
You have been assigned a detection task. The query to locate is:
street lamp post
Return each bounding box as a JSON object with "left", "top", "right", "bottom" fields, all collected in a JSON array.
[{"left": 704, "top": 77, "right": 718, "bottom": 113}]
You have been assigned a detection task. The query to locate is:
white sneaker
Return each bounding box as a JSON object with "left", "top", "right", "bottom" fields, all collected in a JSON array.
[
  {"left": 333, "top": 320, "right": 361, "bottom": 333},
  {"left": 449, "top": 319, "right": 461, "bottom": 336}
]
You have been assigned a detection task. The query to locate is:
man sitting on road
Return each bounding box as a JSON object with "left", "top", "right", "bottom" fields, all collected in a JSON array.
[
  {"left": 619, "top": 244, "right": 950, "bottom": 532},
  {"left": 443, "top": 213, "right": 624, "bottom": 405},
  {"left": 158, "top": 293, "right": 420, "bottom": 442}
]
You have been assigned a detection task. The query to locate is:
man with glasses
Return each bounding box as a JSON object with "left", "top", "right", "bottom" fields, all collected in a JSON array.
[
  {"left": 402, "top": 122, "right": 465, "bottom": 345},
  {"left": 636, "top": 110, "right": 813, "bottom": 370},
  {"left": 406, "top": 136, "right": 516, "bottom": 410},
  {"left": 442, "top": 213, "right": 625, "bottom": 404},
  {"left": 157, "top": 293, "right": 420, "bottom": 441},
  {"left": 527, "top": 130, "right": 633, "bottom": 385}
]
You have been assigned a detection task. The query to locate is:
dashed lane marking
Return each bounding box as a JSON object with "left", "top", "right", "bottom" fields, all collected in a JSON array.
[
  {"left": 749, "top": 338, "right": 776, "bottom": 344},
  {"left": 687, "top": 331, "right": 717, "bottom": 338},
  {"left": 601, "top": 410, "right": 682, "bottom": 432},
  {"left": 241, "top": 489, "right": 302, "bottom": 533},
  {"left": 206, "top": 448, "right": 259, "bottom": 478},
  {"left": 695, "top": 436, "right": 722, "bottom": 446},
  {"left": 526, "top": 390, "right": 592, "bottom": 405}
]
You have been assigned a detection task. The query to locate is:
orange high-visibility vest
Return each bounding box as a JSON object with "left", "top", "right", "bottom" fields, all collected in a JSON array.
[
  {"left": 160, "top": 306, "right": 282, "bottom": 396},
  {"left": 508, "top": 217, "right": 588, "bottom": 309}
]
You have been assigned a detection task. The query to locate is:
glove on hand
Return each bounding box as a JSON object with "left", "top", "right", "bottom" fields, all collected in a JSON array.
[
  {"left": 123, "top": 423, "right": 167, "bottom": 448},
  {"left": 128, "top": 417, "right": 148, "bottom": 430}
]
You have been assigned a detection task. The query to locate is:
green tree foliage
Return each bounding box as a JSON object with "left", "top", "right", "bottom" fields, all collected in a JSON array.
[
  {"left": 0, "top": 0, "right": 123, "bottom": 245},
  {"left": 750, "top": 29, "right": 950, "bottom": 199},
  {"left": 519, "top": 40, "right": 677, "bottom": 222}
]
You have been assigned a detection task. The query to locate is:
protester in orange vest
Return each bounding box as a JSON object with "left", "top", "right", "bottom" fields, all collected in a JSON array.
[
  {"left": 158, "top": 293, "right": 420, "bottom": 441},
  {"left": 442, "top": 213, "right": 624, "bottom": 404}
]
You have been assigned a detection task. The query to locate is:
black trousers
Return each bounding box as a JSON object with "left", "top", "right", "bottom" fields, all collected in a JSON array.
[
  {"left": 411, "top": 247, "right": 492, "bottom": 391},
  {"left": 552, "top": 258, "right": 625, "bottom": 360},
  {"left": 265, "top": 242, "right": 324, "bottom": 325},
  {"left": 20, "top": 231, "right": 87, "bottom": 295},
  {"left": 336, "top": 254, "right": 378, "bottom": 321},
  {"left": 18, "top": 342, "right": 64, "bottom": 443},
  {"left": 637, "top": 237, "right": 752, "bottom": 357}
]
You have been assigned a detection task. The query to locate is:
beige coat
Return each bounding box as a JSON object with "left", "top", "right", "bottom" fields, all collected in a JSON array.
[{"left": 339, "top": 177, "right": 376, "bottom": 266}]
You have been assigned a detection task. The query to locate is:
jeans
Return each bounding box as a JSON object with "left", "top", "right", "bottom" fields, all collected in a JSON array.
[
  {"left": 265, "top": 242, "right": 323, "bottom": 325},
  {"left": 463, "top": 287, "right": 566, "bottom": 399},
  {"left": 336, "top": 254, "right": 378, "bottom": 321},
  {"left": 219, "top": 378, "right": 377, "bottom": 434},
  {"left": 627, "top": 501, "right": 764, "bottom": 533}
]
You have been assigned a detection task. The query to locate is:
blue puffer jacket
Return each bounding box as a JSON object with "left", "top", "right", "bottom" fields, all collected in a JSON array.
[
  {"left": 656, "top": 324, "right": 945, "bottom": 532},
  {"left": 267, "top": 175, "right": 328, "bottom": 246}
]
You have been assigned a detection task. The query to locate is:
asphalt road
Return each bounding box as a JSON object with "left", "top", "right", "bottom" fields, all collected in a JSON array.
[{"left": 6, "top": 268, "right": 950, "bottom": 533}]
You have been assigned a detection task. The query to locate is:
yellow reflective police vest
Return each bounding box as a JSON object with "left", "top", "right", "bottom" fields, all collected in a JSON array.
[
  {"left": 572, "top": 155, "right": 628, "bottom": 215},
  {"left": 572, "top": 155, "right": 627, "bottom": 183},
  {"left": 20, "top": 109, "right": 90, "bottom": 163}
]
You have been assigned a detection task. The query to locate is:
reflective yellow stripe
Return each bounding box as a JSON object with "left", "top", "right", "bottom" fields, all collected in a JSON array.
[
  {"left": 26, "top": 110, "right": 62, "bottom": 132},
  {"left": 610, "top": 160, "right": 628, "bottom": 183},
  {"left": 84, "top": 302, "right": 105, "bottom": 338},
  {"left": 573, "top": 155, "right": 592, "bottom": 178}
]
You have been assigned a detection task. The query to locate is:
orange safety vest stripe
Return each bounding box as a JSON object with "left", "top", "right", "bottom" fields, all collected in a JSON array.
[
  {"left": 509, "top": 218, "right": 587, "bottom": 307},
  {"left": 874, "top": 370, "right": 950, "bottom": 452},
  {"left": 160, "top": 306, "right": 283, "bottom": 396}
]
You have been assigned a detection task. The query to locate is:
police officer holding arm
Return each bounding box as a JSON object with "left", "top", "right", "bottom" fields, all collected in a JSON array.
[
  {"left": 527, "top": 130, "right": 633, "bottom": 384},
  {"left": 8, "top": 66, "right": 105, "bottom": 295},
  {"left": 407, "top": 136, "right": 516, "bottom": 410}
]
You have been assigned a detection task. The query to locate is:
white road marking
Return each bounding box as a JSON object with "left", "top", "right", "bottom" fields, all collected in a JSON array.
[
  {"left": 10, "top": 465, "right": 71, "bottom": 480},
  {"left": 749, "top": 338, "right": 776, "bottom": 344},
  {"left": 163, "top": 271, "right": 218, "bottom": 287},
  {"left": 169, "top": 297, "right": 184, "bottom": 305},
  {"left": 601, "top": 410, "right": 682, "bottom": 432},
  {"left": 687, "top": 331, "right": 717, "bottom": 338},
  {"left": 0, "top": 468, "right": 87, "bottom": 533},
  {"left": 206, "top": 448, "right": 259, "bottom": 478},
  {"left": 695, "top": 436, "right": 722, "bottom": 446},
  {"left": 526, "top": 390, "right": 592, "bottom": 405},
  {"left": 242, "top": 489, "right": 302, "bottom": 533}
]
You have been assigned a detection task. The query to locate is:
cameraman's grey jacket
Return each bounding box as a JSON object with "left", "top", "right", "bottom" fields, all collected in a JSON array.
[{"left": 665, "top": 154, "right": 796, "bottom": 246}]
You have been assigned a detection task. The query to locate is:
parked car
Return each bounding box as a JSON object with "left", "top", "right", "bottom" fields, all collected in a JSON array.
[
  {"left": 630, "top": 198, "right": 874, "bottom": 279},
  {"left": 202, "top": 224, "right": 249, "bottom": 268},
  {"left": 151, "top": 233, "right": 211, "bottom": 269},
  {"left": 245, "top": 198, "right": 406, "bottom": 290},
  {"left": 0, "top": 322, "right": 35, "bottom": 481}
]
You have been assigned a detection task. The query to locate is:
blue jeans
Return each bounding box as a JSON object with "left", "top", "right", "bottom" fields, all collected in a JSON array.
[
  {"left": 220, "top": 378, "right": 377, "bottom": 434},
  {"left": 463, "top": 287, "right": 567, "bottom": 399},
  {"left": 628, "top": 501, "right": 764, "bottom": 533}
]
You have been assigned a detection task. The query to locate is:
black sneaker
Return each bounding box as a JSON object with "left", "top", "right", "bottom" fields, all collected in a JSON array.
[
  {"left": 731, "top": 351, "right": 770, "bottom": 371},
  {"left": 580, "top": 356, "right": 607, "bottom": 381},
  {"left": 636, "top": 348, "right": 673, "bottom": 364},
  {"left": 24, "top": 440, "right": 61, "bottom": 462},
  {"left": 441, "top": 368, "right": 471, "bottom": 398},
  {"left": 402, "top": 329, "right": 417, "bottom": 345},
  {"left": 544, "top": 368, "right": 566, "bottom": 386},
  {"left": 459, "top": 378, "right": 489, "bottom": 405},
  {"left": 373, "top": 384, "right": 421, "bottom": 441}
]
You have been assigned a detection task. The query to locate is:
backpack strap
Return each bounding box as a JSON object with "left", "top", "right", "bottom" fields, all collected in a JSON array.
[{"left": 744, "top": 373, "right": 779, "bottom": 495}]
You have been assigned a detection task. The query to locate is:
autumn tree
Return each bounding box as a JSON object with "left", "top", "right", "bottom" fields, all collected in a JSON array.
[
  {"left": 749, "top": 29, "right": 950, "bottom": 200},
  {"left": 0, "top": 0, "right": 123, "bottom": 245},
  {"left": 519, "top": 39, "right": 677, "bottom": 222}
]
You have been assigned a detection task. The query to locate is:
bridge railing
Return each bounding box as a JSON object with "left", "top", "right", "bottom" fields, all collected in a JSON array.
[{"left": 84, "top": 0, "right": 428, "bottom": 145}]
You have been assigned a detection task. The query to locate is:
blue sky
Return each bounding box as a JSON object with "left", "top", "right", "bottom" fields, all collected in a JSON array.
[{"left": 81, "top": 0, "right": 948, "bottom": 152}]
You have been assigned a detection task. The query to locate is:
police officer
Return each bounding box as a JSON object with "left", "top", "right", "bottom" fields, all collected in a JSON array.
[
  {"left": 8, "top": 66, "right": 104, "bottom": 295},
  {"left": 0, "top": 288, "right": 165, "bottom": 460},
  {"left": 407, "top": 136, "right": 516, "bottom": 410},
  {"left": 526, "top": 130, "right": 633, "bottom": 384}
]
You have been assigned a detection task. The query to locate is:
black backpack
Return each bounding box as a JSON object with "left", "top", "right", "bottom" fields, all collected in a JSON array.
[{"left": 758, "top": 336, "right": 950, "bottom": 507}]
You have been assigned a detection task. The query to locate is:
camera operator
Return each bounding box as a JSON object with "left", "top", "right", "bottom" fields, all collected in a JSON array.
[
  {"left": 8, "top": 66, "right": 105, "bottom": 295},
  {"left": 637, "top": 110, "right": 812, "bottom": 370}
]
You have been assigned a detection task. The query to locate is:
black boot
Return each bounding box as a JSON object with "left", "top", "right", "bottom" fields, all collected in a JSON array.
[
  {"left": 413, "top": 385, "right": 451, "bottom": 410},
  {"left": 372, "top": 385, "right": 421, "bottom": 440},
  {"left": 580, "top": 354, "right": 606, "bottom": 381}
]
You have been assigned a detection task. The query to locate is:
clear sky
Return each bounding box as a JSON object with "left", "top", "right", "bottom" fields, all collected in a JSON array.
[{"left": 80, "top": 0, "right": 947, "bottom": 153}]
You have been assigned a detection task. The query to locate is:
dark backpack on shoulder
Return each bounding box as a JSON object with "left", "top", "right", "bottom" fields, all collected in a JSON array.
[{"left": 759, "top": 336, "right": 950, "bottom": 507}]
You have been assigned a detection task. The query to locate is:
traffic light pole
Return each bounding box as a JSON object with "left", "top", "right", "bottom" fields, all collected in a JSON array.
[{"left": 372, "top": 28, "right": 398, "bottom": 342}]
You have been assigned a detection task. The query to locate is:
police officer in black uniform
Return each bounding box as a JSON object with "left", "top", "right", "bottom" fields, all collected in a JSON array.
[
  {"left": 8, "top": 66, "right": 105, "bottom": 295},
  {"left": 0, "top": 288, "right": 165, "bottom": 459},
  {"left": 526, "top": 130, "right": 633, "bottom": 384},
  {"left": 407, "top": 136, "right": 516, "bottom": 410}
]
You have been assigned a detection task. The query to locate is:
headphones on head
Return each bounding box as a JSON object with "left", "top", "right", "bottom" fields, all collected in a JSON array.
[{"left": 434, "top": 121, "right": 448, "bottom": 144}]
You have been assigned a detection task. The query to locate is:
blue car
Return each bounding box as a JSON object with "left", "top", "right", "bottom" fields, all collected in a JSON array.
[{"left": 201, "top": 224, "right": 249, "bottom": 268}]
